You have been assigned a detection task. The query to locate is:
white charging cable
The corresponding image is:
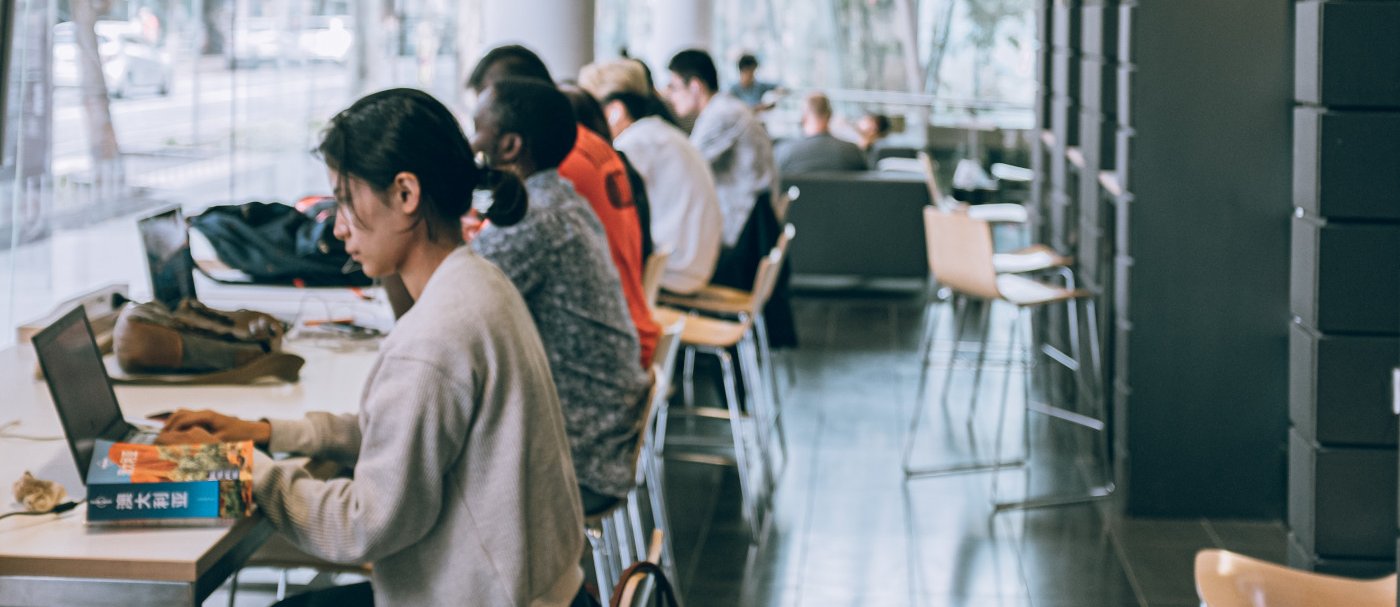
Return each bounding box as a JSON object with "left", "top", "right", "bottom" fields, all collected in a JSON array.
[{"left": 0, "top": 420, "right": 64, "bottom": 442}]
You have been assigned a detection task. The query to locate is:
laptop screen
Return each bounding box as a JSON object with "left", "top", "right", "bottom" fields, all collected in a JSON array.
[
  {"left": 32, "top": 306, "right": 129, "bottom": 476},
  {"left": 138, "top": 207, "right": 197, "bottom": 310}
]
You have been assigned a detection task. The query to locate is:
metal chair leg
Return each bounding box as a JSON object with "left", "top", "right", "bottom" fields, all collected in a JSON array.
[
  {"left": 227, "top": 570, "right": 239, "bottom": 607},
  {"left": 752, "top": 315, "right": 788, "bottom": 461},
  {"left": 626, "top": 490, "right": 646, "bottom": 562},
  {"left": 718, "top": 350, "right": 763, "bottom": 539},
  {"left": 964, "top": 300, "right": 995, "bottom": 425},
  {"left": 643, "top": 455, "right": 683, "bottom": 604},
  {"left": 994, "top": 293, "right": 1114, "bottom": 513},
  {"left": 612, "top": 507, "right": 634, "bottom": 568},
  {"left": 905, "top": 297, "right": 1025, "bottom": 479},
  {"left": 739, "top": 336, "right": 780, "bottom": 498},
  {"left": 753, "top": 313, "right": 783, "bottom": 432}
]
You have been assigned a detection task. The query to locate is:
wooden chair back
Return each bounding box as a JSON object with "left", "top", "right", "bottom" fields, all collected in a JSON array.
[{"left": 923, "top": 208, "right": 1000, "bottom": 300}]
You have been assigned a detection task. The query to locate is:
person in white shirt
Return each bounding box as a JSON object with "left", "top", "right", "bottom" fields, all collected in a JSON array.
[
  {"left": 580, "top": 59, "right": 722, "bottom": 294},
  {"left": 663, "top": 49, "right": 777, "bottom": 250}
]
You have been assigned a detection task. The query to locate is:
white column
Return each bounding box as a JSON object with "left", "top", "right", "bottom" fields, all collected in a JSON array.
[
  {"left": 647, "top": 0, "right": 713, "bottom": 78},
  {"left": 482, "top": 0, "right": 596, "bottom": 81}
]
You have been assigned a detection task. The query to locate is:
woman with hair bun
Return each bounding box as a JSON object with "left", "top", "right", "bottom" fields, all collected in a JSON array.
[{"left": 157, "top": 88, "right": 590, "bottom": 607}]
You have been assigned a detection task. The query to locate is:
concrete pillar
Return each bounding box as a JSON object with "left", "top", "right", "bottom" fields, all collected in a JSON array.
[
  {"left": 647, "top": 0, "right": 712, "bottom": 79},
  {"left": 482, "top": 0, "right": 596, "bottom": 81}
]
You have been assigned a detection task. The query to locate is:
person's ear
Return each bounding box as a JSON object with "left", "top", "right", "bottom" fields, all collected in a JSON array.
[
  {"left": 604, "top": 100, "right": 625, "bottom": 125},
  {"left": 496, "top": 133, "right": 524, "bottom": 165},
  {"left": 393, "top": 172, "right": 422, "bottom": 215}
]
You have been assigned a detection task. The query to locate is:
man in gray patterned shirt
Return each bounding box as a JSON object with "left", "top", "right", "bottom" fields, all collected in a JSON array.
[{"left": 469, "top": 77, "right": 651, "bottom": 512}]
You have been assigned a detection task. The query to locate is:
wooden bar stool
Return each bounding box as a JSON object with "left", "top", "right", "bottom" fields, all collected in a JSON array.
[
  {"left": 587, "top": 316, "right": 686, "bottom": 604},
  {"left": 916, "top": 205, "right": 1073, "bottom": 401},
  {"left": 658, "top": 224, "right": 795, "bottom": 451},
  {"left": 654, "top": 244, "right": 789, "bottom": 541},
  {"left": 1195, "top": 549, "right": 1395, "bottom": 607},
  {"left": 904, "top": 209, "right": 1113, "bottom": 513}
]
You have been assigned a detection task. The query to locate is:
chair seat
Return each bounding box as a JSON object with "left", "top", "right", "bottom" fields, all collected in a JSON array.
[
  {"left": 992, "top": 245, "right": 1070, "bottom": 274},
  {"left": 995, "top": 274, "right": 1083, "bottom": 306},
  {"left": 1195, "top": 549, "right": 1396, "bottom": 607},
  {"left": 654, "top": 307, "right": 748, "bottom": 349},
  {"left": 657, "top": 284, "right": 753, "bottom": 316},
  {"left": 967, "top": 203, "right": 1028, "bottom": 224}
]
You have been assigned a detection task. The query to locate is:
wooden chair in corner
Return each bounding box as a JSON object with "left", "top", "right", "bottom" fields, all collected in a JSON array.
[{"left": 1195, "top": 549, "right": 1395, "bottom": 607}]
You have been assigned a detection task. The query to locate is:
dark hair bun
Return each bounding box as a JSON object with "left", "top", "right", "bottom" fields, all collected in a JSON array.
[{"left": 480, "top": 168, "right": 528, "bottom": 227}]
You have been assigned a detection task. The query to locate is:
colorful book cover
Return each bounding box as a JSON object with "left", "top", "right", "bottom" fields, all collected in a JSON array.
[{"left": 85, "top": 439, "right": 254, "bottom": 525}]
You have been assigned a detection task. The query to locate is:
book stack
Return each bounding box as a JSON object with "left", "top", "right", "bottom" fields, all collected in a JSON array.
[{"left": 85, "top": 439, "right": 254, "bottom": 525}]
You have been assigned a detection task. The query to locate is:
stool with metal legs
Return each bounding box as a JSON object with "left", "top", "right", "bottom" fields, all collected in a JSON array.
[
  {"left": 989, "top": 267, "right": 1113, "bottom": 512},
  {"left": 585, "top": 325, "right": 686, "bottom": 606},
  {"left": 906, "top": 206, "right": 1072, "bottom": 478},
  {"left": 904, "top": 211, "right": 1112, "bottom": 513},
  {"left": 659, "top": 224, "right": 796, "bottom": 462},
  {"left": 655, "top": 246, "right": 789, "bottom": 541},
  {"left": 626, "top": 317, "right": 685, "bottom": 604}
]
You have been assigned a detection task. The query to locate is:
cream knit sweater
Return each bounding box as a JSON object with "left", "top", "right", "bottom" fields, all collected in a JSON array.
[{"left": 251, "top": 247, "right": 584, "bottom": 606}]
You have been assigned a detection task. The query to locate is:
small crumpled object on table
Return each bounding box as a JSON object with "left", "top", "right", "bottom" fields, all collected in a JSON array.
[{"left": 11, "top": 470, "right": 68, "bottom": 513}]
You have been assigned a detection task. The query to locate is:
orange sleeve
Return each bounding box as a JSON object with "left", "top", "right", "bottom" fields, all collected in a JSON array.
[{"left": 559, "top": 127, "right": 660, "bottom": 367}]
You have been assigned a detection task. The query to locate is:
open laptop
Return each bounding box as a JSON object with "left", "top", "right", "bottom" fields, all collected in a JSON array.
[
  {"left": 137, "top": 206, "right": 198, "bottom": 310},
  {"left": 32, "top": 306, "right": 159, "bottom": 480}
]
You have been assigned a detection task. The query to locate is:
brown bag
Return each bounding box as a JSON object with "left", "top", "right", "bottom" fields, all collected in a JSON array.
[
  {"left": 609, "top": 561, "right": 679, "bottom": 607},
  {"left": 112, "top": 301, "right": 303, "bottom": 384}
]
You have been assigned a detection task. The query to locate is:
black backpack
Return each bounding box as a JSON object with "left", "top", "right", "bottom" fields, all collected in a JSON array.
[{"left": 191, "top": 199, "right": 372, "bottom": 287}]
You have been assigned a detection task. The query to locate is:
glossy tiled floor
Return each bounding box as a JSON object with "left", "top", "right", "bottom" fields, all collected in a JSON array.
[
  {"left": 205, "top": 288, "right": 1287, "bottom": 606},
  {"left": 658, "top": 289, "right": 1288, "bottom": 607}
]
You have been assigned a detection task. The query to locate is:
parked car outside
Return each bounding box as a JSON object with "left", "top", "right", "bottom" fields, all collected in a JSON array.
[{"left": 53, "top": 20, "right": 172, "bottom": 98}]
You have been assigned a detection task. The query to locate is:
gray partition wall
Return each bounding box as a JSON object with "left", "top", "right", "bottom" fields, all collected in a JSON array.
[
  {"left": 1289, "top": 1, "right": 1400, "bottom": 577},
  {"left": 1036, "top": 0, "right": 1293, "bottom": 519}
]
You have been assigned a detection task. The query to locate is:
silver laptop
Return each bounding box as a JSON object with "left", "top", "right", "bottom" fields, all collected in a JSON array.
[{"left": 32, "top": 306, "right": 159, "bottom": 480}]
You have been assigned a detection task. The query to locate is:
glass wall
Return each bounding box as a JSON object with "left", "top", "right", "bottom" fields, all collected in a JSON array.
[
  {"left": 2, "top": 0, "right": 1034, "bottom": 345},
  {"left": 1, "top": 0, "right": 480, "bottom": 346}
]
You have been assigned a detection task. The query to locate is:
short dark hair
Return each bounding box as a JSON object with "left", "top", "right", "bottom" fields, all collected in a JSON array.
[
  {"left": 318, "top": 88, "right": 527, "bottom": 237},
  {"left": 668, "top": 49, "right": 718, "bottom": 93},
  {"left": 738, "top": 54, "right": 759, "bottom": 71},
  {"left": 867, "top": 113, "right": 892, "bottom": 136},
  {"left": 485, "top": 78, "right": 578, "bottom": 170},
  {"left": 467, "top": 45, "right": 553, "bottom": 91},
  {"left": 602, "top": 91, "right": 653, "bottom": 123}
]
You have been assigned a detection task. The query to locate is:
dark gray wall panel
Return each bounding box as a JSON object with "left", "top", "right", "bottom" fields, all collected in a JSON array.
[
  {"left": 1289, "top": 323, "right": 1400, "bottom": 447},
  {"left": 1295, "top": 1, "right": 1400, "bottom": 108},
  {"left": 1290, "top": 217, "right": 1400, "bottom": 335},
  {"left": 1287, "top": 534, "right": 1396, "bottom": 578},
  {"left": 1292, "top": 108, "right": 1400, "bottom": 221},
  {"left": 1122, "top": 0, "right": 1292, "bottom": 518},
  {"left": 1289, "top": 430, "right": 1397, "bottom": 559}
]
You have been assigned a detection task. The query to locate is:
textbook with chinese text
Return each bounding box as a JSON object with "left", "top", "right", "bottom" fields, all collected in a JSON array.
[{"left": 85, "top": 439, "right": 254, "bottom": 525}]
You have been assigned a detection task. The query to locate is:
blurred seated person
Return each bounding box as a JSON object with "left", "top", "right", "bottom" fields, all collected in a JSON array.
[
  {"left": 470, "top": 77, "right": 652, "bottom": 516},
  {"left": 580, "top": 59, "right": 723, "bottom": 295},
  {"left": 558, "top": 82, "right": 654, "bottom": 261},
  {"left": 728, "top": 53, "right": 782, "bottom": 112},
  {"left": 467, "top": 44, "right": 658, "bottom": 367},
  {"left": 857, "top": 112, "right": 892, "bottom": 151},
  {"left": 667, "top": 48, "right": 796, "bottom": 348},
  {"left": 775, "top": 92, "right": 869, "bottom": 174}
]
